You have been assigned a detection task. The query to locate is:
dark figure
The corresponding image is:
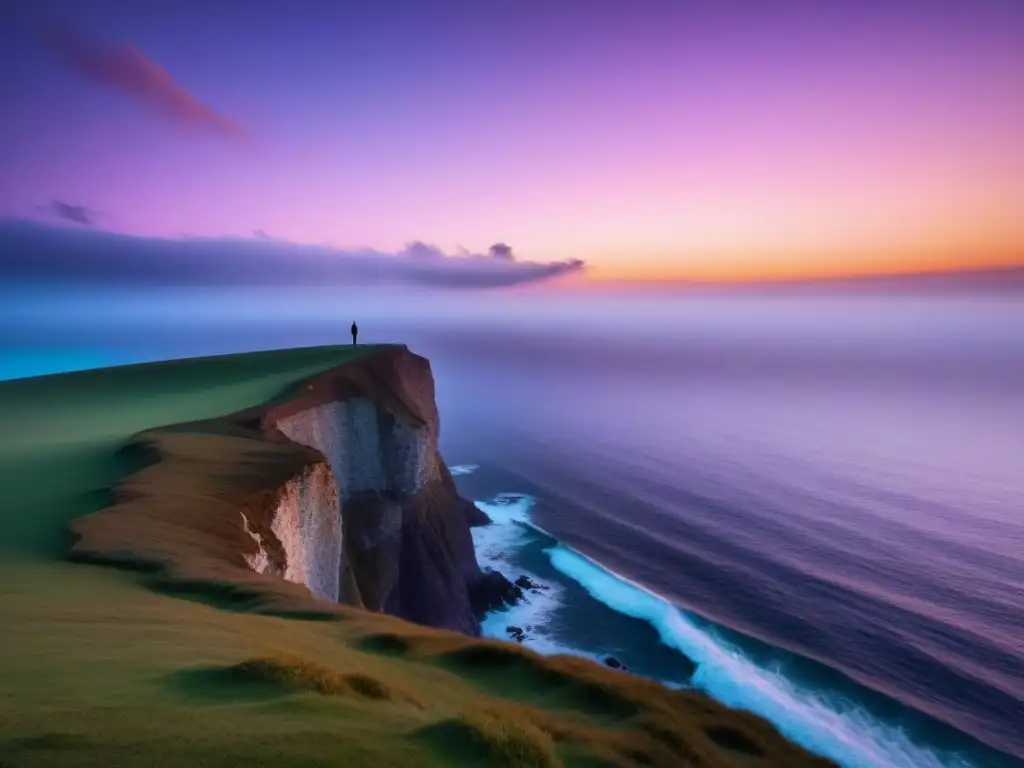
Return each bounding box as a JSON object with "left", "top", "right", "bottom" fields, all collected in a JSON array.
[{"left": 350, "top": 321, "right": 359, "bottom": 345}]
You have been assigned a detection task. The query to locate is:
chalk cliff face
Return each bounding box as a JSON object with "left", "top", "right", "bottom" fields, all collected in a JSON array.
[
  {"left": 255, "top": 347, "right": 488, "bottom": 635},
  {"left": 243, "top": 462, "right": 343, "bottom": 604}
]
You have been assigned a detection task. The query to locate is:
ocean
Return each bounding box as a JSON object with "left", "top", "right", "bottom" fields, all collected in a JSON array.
[{"left": 2, "top": 287, "right": 1022, "bottom": 767}]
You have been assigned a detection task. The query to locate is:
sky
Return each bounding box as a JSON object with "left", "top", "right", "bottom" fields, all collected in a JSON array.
[{"left": 1, "top": 0, "right": 1022, "bottom": 284}]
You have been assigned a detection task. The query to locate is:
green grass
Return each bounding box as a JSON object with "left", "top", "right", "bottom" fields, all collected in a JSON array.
[
  {"left": 0, "top": 345, "right": 835, "bottom": 767},
  {"left": 0, "top": 344, "right": 386, "bottom": 558}
]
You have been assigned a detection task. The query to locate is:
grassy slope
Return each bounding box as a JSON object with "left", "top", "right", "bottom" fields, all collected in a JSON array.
[{"left": 0, "top": 345, "right": 833, "bottom": 768}]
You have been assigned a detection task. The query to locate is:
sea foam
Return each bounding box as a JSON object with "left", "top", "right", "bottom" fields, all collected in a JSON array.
[{"left": 472, "top": 494, "right": 596, "bottom": 658}]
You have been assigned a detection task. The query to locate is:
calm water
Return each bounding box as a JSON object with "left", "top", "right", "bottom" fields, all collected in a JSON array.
[{"left": 3, "top": 289, "right": 1022, "bottom": 767}]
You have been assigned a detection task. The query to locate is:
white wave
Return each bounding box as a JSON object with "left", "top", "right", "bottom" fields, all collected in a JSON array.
[
  {"left": 471, "top": 494, "right": 596, "bottom": 657},
  {"left": 472, "top": 495, "right": 559, "bottom": 649},
  {"left": 471, "top": 494, "right": 535, "bottom": 566},
  {"left": 473, "top": 493, "right": 698, "bottom": 674},
  {"left": 546, "top": 544, "right": 975, "bottom": 768},
  {"left": 449, "top": 464, "right": 479, "bottom": 476}
]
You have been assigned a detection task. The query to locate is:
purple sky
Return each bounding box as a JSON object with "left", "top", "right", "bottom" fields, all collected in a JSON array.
[{"left": 1, "top": 0, "right": 1022, "bottom": 282}]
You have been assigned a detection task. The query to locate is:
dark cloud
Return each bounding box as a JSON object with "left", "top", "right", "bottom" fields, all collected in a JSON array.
[
  {"left": 489, "top": 242, "right": 515, "bottom": 260},
  {"left": 0, "top": 219, "right": 585, "bottom": 289},
  {"left": 41, "top": 25, "right": 248, "bottom": 142},
  {"left": 48, "top": 200, "right": 97, "bottom": 226},
  {"left": 252, "top": 228, "right": 270, "bottom": 239},
  {"left": 401, "top": 241, "right": 446, "bottom": 260}
]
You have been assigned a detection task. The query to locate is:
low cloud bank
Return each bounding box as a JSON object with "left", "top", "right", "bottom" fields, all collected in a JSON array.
[{"left": 0, "top": 220, "right": 585, "bottom": 289}]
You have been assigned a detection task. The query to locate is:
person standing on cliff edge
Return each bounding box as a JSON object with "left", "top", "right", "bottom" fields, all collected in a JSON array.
[{"left": 351, "top": 321, "right": 359, "bottom": 345}]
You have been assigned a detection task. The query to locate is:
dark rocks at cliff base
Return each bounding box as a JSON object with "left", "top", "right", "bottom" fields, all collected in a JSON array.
[
  {"left": 469, "top": 570, "right": 524, "bottom": 619},
  {"left": 329, "top": 452, "right": 489, "bottom": 637},
  {"left": 604, "top": 656, "right": 628, "bottom": 671},
  {"left": 514, "top": 575, "right": 537, "bottom": 589},
  {"left": 514, "top": 574, "right": 550, "bottom": 595},
  {"left": 506, "top": 625, "right": 526, "bottom": 643},
  {"left": 378, "top": 474, "right": 484, "bottom": 636},
  {"left": 464, "top": 501, "right": 492, "bottom": 527}
]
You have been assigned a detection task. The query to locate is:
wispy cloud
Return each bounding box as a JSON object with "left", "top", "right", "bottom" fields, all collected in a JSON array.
[
  {"left": 41, "top": 25, "right": 248, "bottom": 141},
  {"left": 46, "top": 200, "right": 98, "bottom": 226},
  {"left": 0, "top": 220, "right": 586, "bottom": 289}
]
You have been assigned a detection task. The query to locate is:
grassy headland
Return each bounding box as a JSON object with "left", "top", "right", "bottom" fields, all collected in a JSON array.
[{"left": 0, "top": 345, "right": 833, "bottom": 767}]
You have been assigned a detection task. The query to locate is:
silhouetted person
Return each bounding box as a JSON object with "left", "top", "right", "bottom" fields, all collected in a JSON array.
[{"left": 351, "top": 321, "right": 359, "bottom": 345}]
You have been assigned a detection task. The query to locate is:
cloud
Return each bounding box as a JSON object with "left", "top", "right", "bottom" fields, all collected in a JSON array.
[
  {"left": 401, "top": 241, "right": 446, "bottom": 260},
  {"left": 0, "top": 219, "right": 586, "bottom": 289},
  {"left": 47, "top": 200, "right": 97, "bottom": 226},
  {"left": 488, "top": 242, "right": 515, "bottom": 260},
  {"left": 41, "top": 25, "right": 248, "bottom": 141}
]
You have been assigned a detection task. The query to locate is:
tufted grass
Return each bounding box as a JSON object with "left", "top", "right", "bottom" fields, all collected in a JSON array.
[{"left": 422, "top": 711, "right": 563, "bottom": 768}]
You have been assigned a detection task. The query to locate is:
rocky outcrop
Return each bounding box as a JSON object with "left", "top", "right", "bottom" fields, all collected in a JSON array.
[
  {"left": 256, "top": 346, "right": 490, "bottom": 635},
  {"left": 469, "top": 570, "right": 524, "bottom": 619},
  {"left": 604, "top": 656, "right": 629, "bottom": 671}
]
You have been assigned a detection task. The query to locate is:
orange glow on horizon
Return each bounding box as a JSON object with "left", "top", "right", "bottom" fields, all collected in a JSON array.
[
  {"left": 580, "top": 246, "right": 1024, "bottom": 284},
  {"left": 547, "top": 206, "right": 1024, "bottom": 284}
]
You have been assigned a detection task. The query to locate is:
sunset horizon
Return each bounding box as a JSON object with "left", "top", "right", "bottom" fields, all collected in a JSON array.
[{"left": 3, "top": 0, "right": 1021, "bottom": 287}]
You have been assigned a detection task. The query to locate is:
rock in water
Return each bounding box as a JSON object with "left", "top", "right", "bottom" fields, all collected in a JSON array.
[
  {"left": 464, "top": 502, "right": 493, "bottom": 527},
  {"left": 468, "top": 570, "right": 524, "bottom": 619}
]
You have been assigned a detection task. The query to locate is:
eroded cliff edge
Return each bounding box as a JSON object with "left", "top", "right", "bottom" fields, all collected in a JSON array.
[
  {"left": 256, "top": 347, "right": 491, "bottom": 633},
  {"left": 68, "top": 346, "right": 499, "bottom": 635}
]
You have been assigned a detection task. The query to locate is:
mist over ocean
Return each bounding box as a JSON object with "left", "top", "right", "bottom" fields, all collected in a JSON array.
[{"left": 2, "top": 285, "right": 1022, "bottom": 767}]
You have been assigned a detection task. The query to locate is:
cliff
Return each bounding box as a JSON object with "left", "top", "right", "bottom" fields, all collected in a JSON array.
[{"left": 68, "top": 345, "right": 500, "bottom": 635}]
